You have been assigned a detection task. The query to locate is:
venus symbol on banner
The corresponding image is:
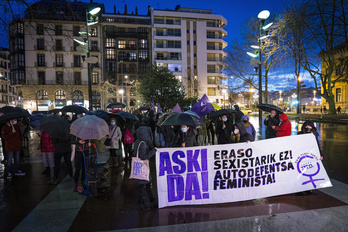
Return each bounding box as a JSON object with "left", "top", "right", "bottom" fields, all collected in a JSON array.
[{"left": 296, "top": 154, "right": 325, "bottom": 188}]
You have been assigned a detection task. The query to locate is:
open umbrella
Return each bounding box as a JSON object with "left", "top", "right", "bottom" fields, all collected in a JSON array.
[
  {"left": 70, "top": 115, "right": 109, "bottom": 140},
  {"left": 156, "top": 112, "right": 177, "bottom": 126},
  {"left": 106, "top": 102, "right": 126, "bottom": 108},
  {"left": 138, "top": 106, "right": 150, "bottom": 112},
  {"left": 162, "top": 113, "right": 204, "bottom": 127},
  {"left": 0, "top": 112, "right": 27, "bottom": 122},
  {"left": 61, "top": 105, "right": 89, "bottom": 114},
  {"left": 184, "top": 110, "right": 200, "bottom": 119},
  {"left": 115, "top": 112, "right": 139, "bottom": 121},
  {"left": 0, "top": 106, "right": 30, "bottom": 117},
  {"left": 257, "top": 103, "right": 283, "bottom": 114},
  {"left": 212, "top": 103, "right": 221, "bottom": 110},
  {"left": 208, "top": 109, "right": 234, "bottom": 119},
  {"left": 88, "top": 110, "right": 124, "bottom": 125},
  {"left": 40, "top": 116, "right": 70, "bottom": 139}
]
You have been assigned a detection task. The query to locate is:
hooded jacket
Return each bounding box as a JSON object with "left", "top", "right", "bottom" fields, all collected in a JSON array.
[
  {"left": 235, "top": 120, "right": 255, "bottom": 142},
  {"left": 216, "top": 118, "right": 233, "bottom": 144},
  {"left": 297, "top": 120, "right": 322, "bottom": 157},
  {"left": 133, "top": 126, "right": 157, "bottom": 184},
  {"left": 241, "top": 115, "right": 256, "bottom": 139},
  {"left": 234, "top": 105, "right": 244, "bottom": 122},
  {"left": 40, "top": 130, "right": 54, "bottom": 152},
  {"left": 274, "top": 113, "right": 291, "bottom": 137}
]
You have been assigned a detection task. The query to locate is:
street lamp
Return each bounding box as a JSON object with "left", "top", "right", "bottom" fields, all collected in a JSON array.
[
  {"left": 74, "top": 6, "right": 101, "bottom": 111},
  {"left": 279, "top": 90, "right": 282, "bottom": 106},
  {"left": 313, "top": 90, "right": 317, "bottom": 106},
  {"left": 247, "top": 10, "right": 272, "bottom": 128},
  {"left": 119, "top": 89, "right": 124, "bottom": 104},
  {"left": 222, "top": 89, "right": 226, "bottom": 109}
]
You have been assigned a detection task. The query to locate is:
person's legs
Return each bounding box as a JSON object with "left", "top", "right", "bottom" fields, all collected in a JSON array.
[
  {"left": 54, "top": 152, "right": 63, "bottom": 179},
  {"left": 13, "top": 150, "right": 24, "bottom": 175},
  {"left": 42, "top": 152, "right": 50, "bottom": 174},
  {"left": 62, "top": 151, "right": 73, "bottom": 178},
  {"left": 158, "top": 133, "right": 165, "bottom": 147},
  {"left": 6, "top": 151, "right": 14, "bottom": 175}
]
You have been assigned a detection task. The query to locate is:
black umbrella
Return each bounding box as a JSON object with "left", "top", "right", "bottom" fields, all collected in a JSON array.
[
  {"left": 115, "top": 112, "right": 139, "bottom": 121},
  {"left": 40, "top": 116, "right": 70, "bottom": 139},
  {"left": 106, "top": 102, "right": 126, "bottom": 108},
  {"left": 208, "top": 109, "right": 234, "bottom": 119},
  {"left": 48, "top": 109, "right": 61, "bottom": 114},
  {"left": 61, "top": 105, "right": 89, "bottom": 114},
  {"left": 156, "top": 112, "right": 177, "bottom": 126},
  {"left": 0, "top": 112, "right": 27, "bottom": 122},
  {"left": 88, "top": 110, "right": 125, "bottom": 125},
  {"left": 162, "top": 113, "right": 204, "bottom": 127},
  {"left": 0, "top": 106, "right": 30, "bottom": 117},
  {"left": 257, "top": 104, "right": 283, "bottom": 114}
]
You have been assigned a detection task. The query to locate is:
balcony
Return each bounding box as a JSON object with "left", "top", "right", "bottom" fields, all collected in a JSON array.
[
  {"left": 71, "top": 63, "right": 82, "bottom": 68},
  {"left": 207, "top": 34, "right": 223, "bottom": 39},
  {"left": 35, "top": 62, "right": 47, "bottom": 67},
  {"left": 207, "top": 46, "right": 223, "bottom": 50},
  {"left": 155, "top": 55, "right": 181, "bottom": 61},
  {"left": 34, "top": 45, "right": 46, "bottom": 50},
  {"left": 155, "top": 32, "right": 181, "bottom": 37},
  {"left": 0, "top": 89, "right": 8, "bottom": 93},
  {"left": 118, "top": 45, "right": 137, "bottom": 50},
  {"left": 118, "top": 68, "right": 137, "bottom": 74},
  {"left": 207, "top": 69, "right": 223, "bottom": 74},
  {"left": 91, "top": 63, "right": 100, "bottom": 69},
  {"left": 207, "top": 57, "right": 224, "bottom": 62},
  {"left": 55, "top": 46, "right": 65, "bottom": 51},
  {"left": 155, "top": 44, "right": 181, "bottom": 49},
  {"left": 53, "top": 62, "right": 65, "bottom": 67}
]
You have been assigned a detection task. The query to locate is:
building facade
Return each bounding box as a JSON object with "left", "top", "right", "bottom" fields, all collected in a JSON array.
[
  {"left": 151, "top": 6, "right": 228, "bottom": 105},
  {"left": 0, "top": 48, "right": 18, "bottom": 107},
  {"left": 9, "top": 1, "right": 227, "bottom": 112}
]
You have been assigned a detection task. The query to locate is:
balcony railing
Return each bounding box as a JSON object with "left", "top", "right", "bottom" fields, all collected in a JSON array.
[
  {"left": 155, "top": 56, "right": 181, "bottom": 61},
  {"left": 35, "top": 62, "right": 47, "bottom": 67},
  {"left": 207, "top": 34, "right": 223, "bottom": 39},
  {"left": 53, "top": 62, "right": 65, "bottom": 67},
  {"left": 207, "top": 69, "right": 223, "bottom": 73},
  {"left": 118, "top": 45, "right": 137, "bottom": 50},
  {"left": 34, "top": 45, "right": 46, "bottom": 50},
  {"left": 55, "top": 46, "right": 65, "bottom": 51},
  {"left": 118, "top": 68, "right": 137, "bottom": 74},
  {"left": 155, "top": 44, "right": 181, "bottom": 49},
  {"left": 26, "top": 80, "right": 91, "bottom": 85},
  {"left": 207, "top": 57, "right": 224, "bottom": 62},
  {"left": 207, "top": 46, "right": 223, "bottom": 50},
  {"left": 117, "top": 58, "right": 138, "bottom": 62},
  {"left": 155, "top": 32, "right": 181, "bottom": 37},
  {"left": 71, "top": 63, "right": 82, "bottom": 68}
]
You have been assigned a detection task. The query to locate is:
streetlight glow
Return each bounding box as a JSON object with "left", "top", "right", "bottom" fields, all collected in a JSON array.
[
  {"left": 89, "top": 7, "right": 101, "bottom": 15},
  {"left": 73, "top": 39, "right": 87, "bottom": 45},
  {"left": 262, "top": 22, "right": 273, "bottom": 30},
  {"left": 251, "top": 45, "right": 260, "bottom": 49},
  {"left": 258, "top": 10, "right": 270, "bottom": 19},
  {"left": 260, "top": 35, "right": 270, "bottom": 40},
  {"left": 247, "top": 52, "right": 258, "bottom": 58}
]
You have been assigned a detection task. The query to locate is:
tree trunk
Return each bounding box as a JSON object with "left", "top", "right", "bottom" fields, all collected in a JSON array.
[{"left": 328, "top": 94, "right": 336, "bottom": 115}]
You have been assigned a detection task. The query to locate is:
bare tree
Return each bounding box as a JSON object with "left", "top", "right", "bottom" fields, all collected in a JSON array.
[{"left": 276, "top": 0, "right": 348, "bottom": 114}]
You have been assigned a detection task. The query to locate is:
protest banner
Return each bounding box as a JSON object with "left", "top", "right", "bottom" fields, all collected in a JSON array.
[{"left": 156, "top": 133, "right": 332, "bottom": 208}]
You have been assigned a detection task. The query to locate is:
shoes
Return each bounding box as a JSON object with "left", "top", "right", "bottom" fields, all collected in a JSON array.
[
  {"left": 48, "top": 179, "right": 58, "bottom": 185},
  {"left": 73, "top": 182, "right": 78, "bottom": 192},
  {"left": 7, "top": 173, "right": 12, "bottom": 179},
  {"left": 14, "top": 170, "right": 26, "bottom": 176}
]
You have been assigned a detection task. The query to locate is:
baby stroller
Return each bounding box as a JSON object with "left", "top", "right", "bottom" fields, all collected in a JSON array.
[{"left": 78, "top": 144, "right": 111, "bottom": 197}]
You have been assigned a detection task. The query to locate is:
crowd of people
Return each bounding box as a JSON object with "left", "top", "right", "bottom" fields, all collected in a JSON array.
[{"left": 0, "top": 104, "right": 323, "bottom": 210}]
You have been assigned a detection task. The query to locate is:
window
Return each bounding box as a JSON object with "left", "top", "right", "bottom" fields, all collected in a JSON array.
[
  {"left": 187, "top": 30, "right": 189, "bottom": 33},
  {"left": 193, "top": 41, "right": 196, "bottom": 45},
  {"left": 139, "top": 50, "right": 148, "bottom": 60},
  {"left": 168, "top": 64, "right": 182, "bottom": 72},
  {"left": 73, "top": 26, "right": 80, "bottom": 36},
  {"left": 18, "top": 54, "right": 24, "bottom": 66},
  {"left": 56, "top": 39, "right": 63, "bottom": 51},
  {"left": 167, "top": 40, "right": 181, "bottom": 48},
  {"left": 55, "top": 54, "right": 63, "bottom": 67},
  {"left": 105, "top": 49, "right": 116, "bottom": 59},
  {"left": 92, "top": 91, "right": 101, "bottom": 108},
  {"left": 118, "top": 52, "right": 126, "bottom": 61},
  {"left": 74, "top": 55, "right": 81, "bottom": 67},
  {"left": 37, "top": 54, "right": 45, "bottom": 66},
  {"left": 118, "top": 28, "right": 125, "bottom": 33},
  {"left": 207, "top": 76, "right": 217, "bottom": 84},
  {"left": 129, "top": 52, "right": 137, "bottom": 61},
  {"left": 37, "top": 39, "right": 44, "bottom": 50},
  {"left": 336, "top": 88, "right": 342, "bottom": 102},
  {"left": 139, "top": 39, "right": 148, "bottom": 48},
  {"left": 194, "top": 53, "right": 197, "bottom": 57},
  {"left": 166, "top": 19, "right": 174, "bottom": 25},
  {"left": 118, "top": 40, "right": 126, "bottom": 49},
  {"left": 105, "top": 38, "right": 116, "bottom": 47},
  {"left": 169, "top": 52, "right": 181, "bottom": 60},
  {"left": 55, "top": 90, "right": 66, "bottom": 107},
  {"left": 106, "top": 60, "right": 116, "bottom": 71},
  {"left": 92, "top": 72, "right": 99, "bottom": 84},
  {"left": 138, "top": 27, "right": 148, "bottom": 33},
  {"left": 38, "top": 72, "right": 45, "bottom": 85},
  {"left": 154, "top": 17, "right": 164, "bottom": 24},
  {"left": 129, "top": 40, "right": 136, "bottom": 49},
  {"left": 187, "top": 40, "right": 190, "bottom": 45},
  {"left": 17, "top": 22, "right": 24, "bottom": 34},
  {"left": 37, "top": 90, "right": 48, "bottom": 100},
  {"left": 56, "top": 72, "right": 64, "bottom": 84},
  {"left": 55, "top": 25, "right": 62, "bottom": 35},
  {"left": 72, "top": 90, "right": 84, "bottom": 104},
  {"left": 167, "top": 29, "right": 181, "bottom": 36},
  {"left": 156, "top": 28, "right": 164, "bottom": 36},
  {"left": 207, "top": 31, "right": 215, "bottom": 38},
  {"left": 156, "top": 40, "right": 164, "bottom": 48},
  {"left": 74, "top": 72, "right": 81, "bottom": 85},
  {"left": 129, "top": 28, "right": 136, "bottom": 34},
  {"left": 193, "top": 30, "right": 196, "bottom": 34},
  {"left": 91, "top": 28, "right": 97, "bottom": 37},
  {"left": 37, "top": 24, "right": 44, "bottom": 35},
  {"left": 91, "top": 41, "right": 98, "bottom": 51},
  {"left": 207, "top": 88, "right": 216, "bottom": 96}
]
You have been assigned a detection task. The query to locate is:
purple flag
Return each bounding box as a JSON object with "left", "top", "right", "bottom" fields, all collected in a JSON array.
[
  {"left": 172, "top": 103, "right": 182, "bottom": 113},
  {"left": 157, "top": 103, "right": 162, "bottom": 114},
  {"left": 191, "top": 94, "right": 214, "bottom": 118},
  {"left": 150, "top": 99, "right": 155, "bottom": 111}
]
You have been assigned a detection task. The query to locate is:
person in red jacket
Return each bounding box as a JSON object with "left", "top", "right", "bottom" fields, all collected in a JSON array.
[
  {"left": 38, "top": 130, "right": 55, "bottom": 183},
  {"left": 1, "top": 118, "right": 25, "bottom": 179},
  {"left": 272, "top": 113, "right": 291, "bottom": 137}
]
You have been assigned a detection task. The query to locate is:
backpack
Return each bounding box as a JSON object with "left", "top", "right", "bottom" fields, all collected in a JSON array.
[{"left": 124, "top": 128, "right": 135, "bottom": 144}]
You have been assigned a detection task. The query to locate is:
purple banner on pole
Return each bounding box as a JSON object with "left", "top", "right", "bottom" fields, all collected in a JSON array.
[
  {"left": 191, "top": 94, "right": 214, "bottom": 118},
  {"left": 172, "top": 103, "right": 182, "bottom": 113}
]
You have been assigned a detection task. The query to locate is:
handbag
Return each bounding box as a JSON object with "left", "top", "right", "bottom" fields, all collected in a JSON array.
[
  {"left": 104, "top": 127, "right": 116, "bottom": 146},
  {"left": 124, "top": 128, "right": 135, "bottom": 144},
  {"left": 129, "top": 141, "right": 150, "bottom": 181}
]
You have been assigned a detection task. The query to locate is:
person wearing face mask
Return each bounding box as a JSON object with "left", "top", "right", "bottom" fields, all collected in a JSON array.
[
  {"left": 232, "top": 120, "right": 255, "bottom": 143},
  {"left": 241, "top": 115, "right": 256, "bottom": 140},
  {"left": 174, "top": 125, "right": 197, "bottom": 147},
  {"left": 264, "top": 110, "right": 280, "bottom": 139},
  {"left": 106, "top": 118, "right": 122, "bottom": 167},
  {"left": 216, "top": 115, "right": 233, "bottom": 144},
  {"left": 297, "top": 120, "right": 323, "bottom": 160},
  {"left": 1, "top": 118, "right": 25, "bottom": 179}
]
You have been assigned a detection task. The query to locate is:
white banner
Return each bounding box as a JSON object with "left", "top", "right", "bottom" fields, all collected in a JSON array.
[{"left": 156, "top": 133, "right": 332, "bottom": 208}]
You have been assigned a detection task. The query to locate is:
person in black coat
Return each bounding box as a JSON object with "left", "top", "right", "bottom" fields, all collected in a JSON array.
[
  {"left": 174, "top": 125, "right": 197, "bottom": 147},
  {"left": 216, "top": 115, "right": 233, "bottom": 144},
  {"left": 234, "top": 104, "right": 244, "bottom": 122},
  {"left": 264, "top": 110, "right": 280, "bottom": 139},
  {"left": 162, "top": 116, "right": 176, "bottom": 148}
]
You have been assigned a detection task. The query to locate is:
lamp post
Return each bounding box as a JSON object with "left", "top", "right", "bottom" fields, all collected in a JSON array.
[
  {"left": 292, "top": 93, "right": 297, "bottom": 112},
  {"left": 222, "top": 89, "right": 226, "bottom": 109},
  {"left": 247, "top": 10, "right": 272, "bottom": 128},
  {"left": 74, "top": 6, "right": 101, "bottom": 111},
  {"left": 313, "top": 90, "right": 316, "bottom": 106},
  {"left": 119, "top": 89, "right": 124, "bottom": 105}
]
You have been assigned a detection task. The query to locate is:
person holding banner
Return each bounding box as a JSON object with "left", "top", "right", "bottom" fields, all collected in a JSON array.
[
  {"left": 241, "top": 115, "right": 256, "bottom": 140},
  {"left": 174, "top": 125, "right": 197, "bottom": 147},
  {"left": 272, "top": 113, "right": 291, "bottom": 137},
  {"left": 216, "top": 115, "right": 233, "bottom": 144},
  {"left": 298, "top": 120, "right": 323, "bottom": 160},
  {"left": 231, "top": 120, "right": 254, "bottom": 143},
  {"left": 133, "top": 126, "right": 157, "bottom": 210}
]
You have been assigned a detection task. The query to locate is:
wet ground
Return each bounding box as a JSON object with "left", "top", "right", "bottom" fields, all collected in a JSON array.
[{"left": 1, "top": 117, "right": 348, "bottom": 232}]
